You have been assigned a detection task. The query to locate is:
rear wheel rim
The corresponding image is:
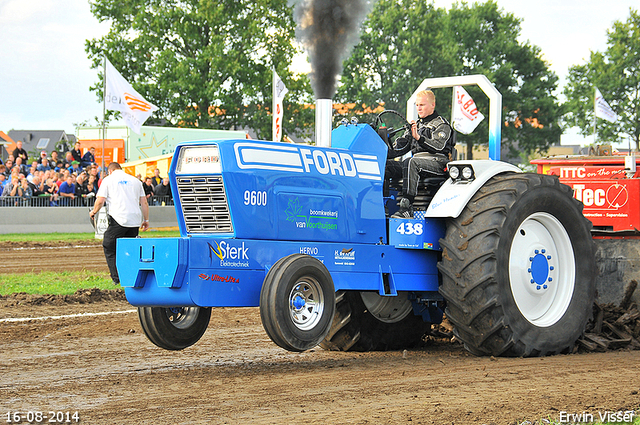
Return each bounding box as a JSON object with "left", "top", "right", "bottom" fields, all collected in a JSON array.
[
  {"left": 509, "top": 212, "right": 575, "bottom": 327},
  {"left": 359, "top": 291, "right": 413, "bottom": 323}
]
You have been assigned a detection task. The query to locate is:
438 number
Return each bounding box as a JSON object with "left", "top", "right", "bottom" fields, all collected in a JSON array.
[
  {"left": 396, "top": 222, "right": 423, "bottom": 235},
  {"left": 243, "top": 190, "right": 267, "bottom": 206}
]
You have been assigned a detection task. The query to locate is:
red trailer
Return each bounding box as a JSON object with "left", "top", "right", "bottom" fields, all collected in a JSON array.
[
  {"left": 532, "top": 154, "right": 640, "bottom": 306},
  {"left": 532, "top": 155, "right": 640, "bottom": 234}
]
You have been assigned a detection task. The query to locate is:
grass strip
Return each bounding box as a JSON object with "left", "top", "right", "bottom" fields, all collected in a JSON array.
[
  {"left": 0, "top": 270, "right": 117, "bottom": 296},
  {"left": 0, "top": 231, "right": 180, "bottom": 295},
  {"left": 0, "top": 230, "right": 180, "bottom": 243}
]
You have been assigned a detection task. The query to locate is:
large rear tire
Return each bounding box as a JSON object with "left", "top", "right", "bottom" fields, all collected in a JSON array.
[
  {"left": 438, "top": 173, "right": 596, "bottom": 357},
  {"left": 137, "top": 306, "right": 211, "bottom": 350},
  {"left": 320, "top": 291, "right": 431, "bottom": 351},
  {"left": 260, "top": 254, "right": 335, "bottom": 352}
]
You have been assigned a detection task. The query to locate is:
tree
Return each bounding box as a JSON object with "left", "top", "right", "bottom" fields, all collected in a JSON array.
[
  {"left": 85, "top": 0, "right": 314, "bottom": 139},
  {"left": 563, "top": 9, "right": 640, "bottom": 149},
  {"left": 337, "top": 0, "right": 562, "bottom": 161}
]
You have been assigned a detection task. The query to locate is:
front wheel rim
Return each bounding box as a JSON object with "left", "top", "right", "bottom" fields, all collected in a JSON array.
[
  {"left": 165, "top": 307, "right": 200, "bottom": 329},
  {"left": 288, "top": 277, "right": 325, "bottom": 331},
  {"left": 509, "top": 212, "right": 575, "bottom": 327}
]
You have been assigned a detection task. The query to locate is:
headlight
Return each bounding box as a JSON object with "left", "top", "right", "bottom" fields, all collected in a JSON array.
[
  {"left": 176, "top": 145, "right": 221, "bottom": 174},
  {"left": 448, "top": 164, "right": 475, "bottom": 182}
]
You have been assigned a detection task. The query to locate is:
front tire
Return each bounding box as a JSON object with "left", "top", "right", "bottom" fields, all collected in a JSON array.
[
  {"left": 438, "top": 173, "right": 596, "bottom": 357},
  {"left": 260, "top": 254, "right": 335, "bottom": 352},
  {"left": 137, "top": 306, "right": 211, "bottom": 350}
]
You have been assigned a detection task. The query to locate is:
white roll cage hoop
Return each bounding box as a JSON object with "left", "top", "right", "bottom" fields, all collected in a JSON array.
[{"left": 407, "top": 75, "right": 502, "bottom": 160}]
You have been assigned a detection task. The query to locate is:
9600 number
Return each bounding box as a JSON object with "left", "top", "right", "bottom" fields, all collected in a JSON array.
[{"left": 243, "top": 190, "right": 267, "bottom": 206}]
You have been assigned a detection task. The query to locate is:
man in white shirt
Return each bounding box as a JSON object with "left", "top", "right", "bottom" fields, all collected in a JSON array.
[{"left": 90, "top": 162, "right": 150, "bottom": 284}]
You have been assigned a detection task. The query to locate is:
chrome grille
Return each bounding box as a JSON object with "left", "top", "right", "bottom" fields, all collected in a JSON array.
[{"left": 176, "top": 176, "right": 232, "bottom": 233}]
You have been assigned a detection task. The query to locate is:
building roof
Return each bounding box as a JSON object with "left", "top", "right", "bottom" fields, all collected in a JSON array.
[
  {"left": 0, "top": 131, "right": 14, "bottom": 146},
  {"left": 4, "top": 130, "right": 74, "bottom": 159}
]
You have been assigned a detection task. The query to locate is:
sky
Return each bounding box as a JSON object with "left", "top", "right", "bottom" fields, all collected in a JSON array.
[{"left": 0, "top": 0, "right": 637, "bottom": 145}]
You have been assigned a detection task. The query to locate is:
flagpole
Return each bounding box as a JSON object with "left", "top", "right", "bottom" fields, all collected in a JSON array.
[
  {"left": 450, "top": 86, "right": 457, "bottom": 128},
  {"left": 272, "top": 67, "right": 276, "bottom": 142},
  {"left": 593, "top": 88, "right": 597, "bottom": 146},
  {"left": 102, "top": 56, "right": 106, "bottom": 174}
]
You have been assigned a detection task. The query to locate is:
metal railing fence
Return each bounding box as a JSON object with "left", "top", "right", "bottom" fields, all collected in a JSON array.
[{"left": 0, "top": 195, "right": 173, "bottom": 207}]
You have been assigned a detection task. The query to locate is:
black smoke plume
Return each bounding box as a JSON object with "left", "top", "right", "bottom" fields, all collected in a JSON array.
[{"left": 293, "top": 0, "right": 373, "bottom": 99}]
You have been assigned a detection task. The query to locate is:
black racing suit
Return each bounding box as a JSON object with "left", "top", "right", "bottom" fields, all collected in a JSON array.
[{"left": 385, "top": 110, "right": 454, "bottom": 202}]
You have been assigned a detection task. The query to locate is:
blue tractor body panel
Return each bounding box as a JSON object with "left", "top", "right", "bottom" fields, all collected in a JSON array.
[
  {"left": 116, "top": 123, "right": 446, "bottom": 315},
  {"left": 172, "top": 124, "right": 388, "bottom": 244},
  {"left": 118, "top": 236, "right": 443, "bottom": 307}
]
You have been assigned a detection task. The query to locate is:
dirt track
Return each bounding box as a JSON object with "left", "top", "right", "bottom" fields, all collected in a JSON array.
[
  {"left": 0, "top": 240, "right": 106, "bottom": 274},
  {"left": 1, "top": 241, "right": 640, "bottom": 424}
]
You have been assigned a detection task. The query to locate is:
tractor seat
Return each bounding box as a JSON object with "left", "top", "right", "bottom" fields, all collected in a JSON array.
[
  {"left": 385, "top": 149, "right": 456, "bottom": 214},
  {"left": 413, "top": 172, "right": 448, "bottom": 211}
]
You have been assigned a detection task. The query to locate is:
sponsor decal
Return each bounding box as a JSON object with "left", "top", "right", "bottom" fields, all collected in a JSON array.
[
  {"left": 334, "top": 248, "right": 355, "bottom": 266},
  {"left": 572, "top": 182, "right": 629, "bottom": 209},
  {"left": 208, "top": 241, "right": 250, "bottom": 268},
  {"left": 556, "top": 166, "right": 616, "bottom": 179},
  {"left": 299, "top": 246, "right": 319, "bottom": 255},
  {"left": 299, "top": 246, "right": 324, "bottom": 263},
  {"left": 285, "top": 197, "right": 338, "bottom": 231},
  {"left": 198, "top": 273, "right": 240, "bottom": 283},
  {"left": 430, "top": 193, "right": 461, "bottom": 210},
  {"left": 234, "top": 142, "right": 382, "bottom": 181}
]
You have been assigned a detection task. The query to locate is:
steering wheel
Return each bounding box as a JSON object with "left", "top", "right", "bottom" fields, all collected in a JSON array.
[{"left": 374, "top": 109, "right": 411, "bottom": 150}]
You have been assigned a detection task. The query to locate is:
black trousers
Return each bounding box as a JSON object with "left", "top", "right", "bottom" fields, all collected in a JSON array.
[
  {"left": 402, "top": 155, "right": 447, "bottom": 197},
  {"left": 103, "top": 216, "right": 139, "bottom": 283},
  {"left": 385, "top": 155, "right": 447, "bottom": 200}
]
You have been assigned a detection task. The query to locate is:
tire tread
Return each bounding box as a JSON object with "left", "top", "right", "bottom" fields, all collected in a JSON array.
[{"left": 438, "top": 172, "right": 596, "bottom": 357}]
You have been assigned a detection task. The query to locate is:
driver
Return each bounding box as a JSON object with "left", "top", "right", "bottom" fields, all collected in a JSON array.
[{"left": 385, "top": 89, "right": 454, "bottom": 218}]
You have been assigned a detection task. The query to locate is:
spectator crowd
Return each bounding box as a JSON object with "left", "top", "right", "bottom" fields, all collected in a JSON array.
[{"left": 0, "top": 142, "right": 173, "bottom": 207}]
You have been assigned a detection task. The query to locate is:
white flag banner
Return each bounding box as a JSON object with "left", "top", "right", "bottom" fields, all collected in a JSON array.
[
  {"left": 452, "top": 85, "right": 485, "bottom": 135},
  {"left": 272, "top": 71, "right": 289, "bottom": 143},
  {"left": 105, "top": 58, "right": 158, "bottom": 134},
  {"left": 595, "top": 88, "right": 618, "bottom": 123}
]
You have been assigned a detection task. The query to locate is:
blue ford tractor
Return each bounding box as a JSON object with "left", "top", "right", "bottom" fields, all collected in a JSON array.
[{"left": 117, "top": 76, "right": 596, "bottom": 357}]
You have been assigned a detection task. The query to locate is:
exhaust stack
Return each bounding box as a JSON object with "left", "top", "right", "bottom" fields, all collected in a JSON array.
[{"left": 315, "top": 99, "right": 332, "bottom": 147}]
